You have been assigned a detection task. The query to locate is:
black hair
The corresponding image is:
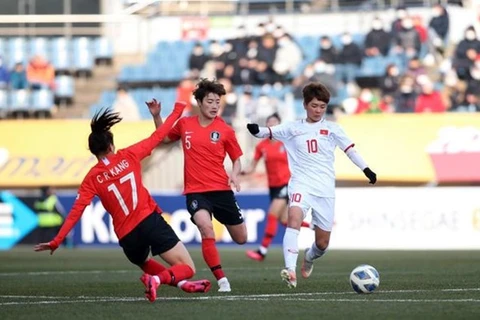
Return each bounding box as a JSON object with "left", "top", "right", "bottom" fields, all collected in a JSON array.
[
  {"left": 266, "top": 112, "right": 281, "bottom": 123},
  {"left": 302, "top": 82, "right": 331, "bottom": 105},
  {"left": 193, "top": 78, "right": 226, "bottom": 102},
  {"left": 88, "top": 108, "right": 122, "bottom": 157}
]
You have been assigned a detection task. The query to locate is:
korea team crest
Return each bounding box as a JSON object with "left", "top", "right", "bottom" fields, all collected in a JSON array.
[
  {"left": 210, "top": 131, "right": 221, "bottom": 143},
  {"left": 190, "top": 200, "right": 198, "bottom": 211}
]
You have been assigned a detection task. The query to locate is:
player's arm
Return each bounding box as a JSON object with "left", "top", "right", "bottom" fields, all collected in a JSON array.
[
  {"left": 246, "top": 122, "right": 291, "bottom": 142},
  {"left": 126, "top": 102, "right": 186, "bottom": 161},
  {"left": 226, "top": 129, "right": 244, "bottom": 192},
  {"left": 241, "top": 144, "right": 261, "bottom": 175},
  {"left": 146, "top": 98, "right": 174, "bottom": 144},
  {"left": 34, "top": 177, "right": 96, "bottom": 254},
  {"left": 333, "top": 125, "right": 377, "bottom": 184}
]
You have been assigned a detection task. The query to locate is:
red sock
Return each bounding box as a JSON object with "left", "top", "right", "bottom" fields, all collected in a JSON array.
[
  {"left": 158, "top": 264, "right": 194, "bottom": 286},
  {"left": 261, "top": 214, "right": 278, "bottom": 248},
  {"left": 141, "top": 259, "right": 167, "bottom": 275},
  {"left": 301, "top": 221, "right": 311, "bottom": 228},
  {"left": 202, "top": 238, "right": 225, "bottom": 280}
]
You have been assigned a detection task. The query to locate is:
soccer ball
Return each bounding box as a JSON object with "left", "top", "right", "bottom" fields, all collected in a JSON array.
[{"left": 350, "top": 264, "right": 380, "bottom": 294}]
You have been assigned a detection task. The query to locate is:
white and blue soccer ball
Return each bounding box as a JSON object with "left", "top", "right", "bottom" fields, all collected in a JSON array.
[{"left": 350, "top": 264, "right": 380, "bottom": 294}]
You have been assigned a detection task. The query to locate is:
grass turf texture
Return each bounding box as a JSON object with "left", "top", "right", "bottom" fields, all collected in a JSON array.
[{"left": 1, "top": 247, "right": 480, "bottom": 320}]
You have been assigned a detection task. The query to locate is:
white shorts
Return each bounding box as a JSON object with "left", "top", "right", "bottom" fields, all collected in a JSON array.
[{"left": 288, "top": 190, "right": 335, "bottom": 232}]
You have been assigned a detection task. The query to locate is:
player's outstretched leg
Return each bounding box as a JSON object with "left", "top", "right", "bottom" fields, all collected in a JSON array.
[
  {"left": 281, "top": 227, "right": 300, "bottom": 288},
  {"left": 247, "top": 214, "right": 278, "bottom": 262},
  {"left": 301, "top": 225, "right": 329, "bottom": 279},
  {"left": 140, "top": 264, "right": 195, "bottom": 302}
]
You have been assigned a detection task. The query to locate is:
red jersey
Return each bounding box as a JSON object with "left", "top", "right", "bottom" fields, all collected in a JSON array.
[
  {"left": 254, "top": 139, "right": 290, "bottom": 187},
  {"left": 168, "top": 116, "right": 243, "bottom": 194},
  {"left": 51, "top": 104, "right": 184, "bottom": 247}
]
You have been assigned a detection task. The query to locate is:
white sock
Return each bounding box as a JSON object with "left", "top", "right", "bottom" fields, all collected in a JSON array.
[
  {"left": 306, "top": 243, "right": 326, "bottom": 262},
  {"left": 177, "top": 280, "right": 187, "bottom": 288},
  {"left": 283, "top": 227, "right": 300, "bottom": 271},
  {"left": 258, "top": 246, "right": 268, "bottom": 255}
]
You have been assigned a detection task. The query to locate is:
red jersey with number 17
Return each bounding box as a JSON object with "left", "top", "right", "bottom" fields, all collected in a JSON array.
[
  {"left": 168, "top": 116, "right": 243, "bottom": 194},
  {"left": 50, "top": 105, "right": 184, "bottom": 247},
  {"left": 254, "top": 139, "right": 290, "bottom": 187}
]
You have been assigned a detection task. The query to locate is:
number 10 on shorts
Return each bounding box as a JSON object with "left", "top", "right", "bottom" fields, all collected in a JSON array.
[{"left": 290, "top": 193, "right": 302, "bottom": 203}]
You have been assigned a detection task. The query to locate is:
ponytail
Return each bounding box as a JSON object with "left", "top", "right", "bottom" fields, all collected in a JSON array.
[{"left": 88, "top": 108, "right": 122, "bottom": 156}]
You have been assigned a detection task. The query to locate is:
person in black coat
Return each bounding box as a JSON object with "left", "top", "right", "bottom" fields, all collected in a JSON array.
[
  {"left": 318, "top": 36, "right": 338, "bottom": 65},
  {"left": 453, "top": 26, "right": 480, "bottom": 80},
  {"left": 364, "top": 18, "right": 392, "bottom": 56}
]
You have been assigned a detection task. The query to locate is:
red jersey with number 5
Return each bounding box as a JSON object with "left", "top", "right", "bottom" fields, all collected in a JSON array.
[
  {"left": 51, "top": 105, "right": 184, "bottom": 245},
  {"left": 168, "top": 116, "right": 243, "bottom": 194},
  {"left": 254, "top": 139, "right": 290, "bottom": 187}
]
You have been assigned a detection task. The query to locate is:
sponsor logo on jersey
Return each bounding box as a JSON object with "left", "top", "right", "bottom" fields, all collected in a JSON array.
[{"left": 210, "top": 131, "right": 220, "bottom": 142}]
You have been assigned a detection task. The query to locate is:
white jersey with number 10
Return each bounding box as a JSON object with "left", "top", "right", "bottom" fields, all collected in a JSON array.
[{"left": 265, "top": 118, "right": 354, "bottom": 198}]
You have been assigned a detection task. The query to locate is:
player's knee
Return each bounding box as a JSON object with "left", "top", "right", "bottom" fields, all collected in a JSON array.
[
  {"left": 197, "top": 224, "right": 215, "bottom": 239},
  {"left": 233, "top": 233, "right": 247, "bottom": 245},
  {"left": 315, "top": 238, "right": 329, "bottom": 251}
]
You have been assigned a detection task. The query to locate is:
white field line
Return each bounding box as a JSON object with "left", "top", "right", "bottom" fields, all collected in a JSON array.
[{"left": 1, "top": 287, "right": 480, "bottom": 306}]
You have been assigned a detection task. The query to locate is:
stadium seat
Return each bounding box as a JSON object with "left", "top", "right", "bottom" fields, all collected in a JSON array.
[
  {"left": 94, "top": 37, "right": 113, "bottom": 64},
  {"left": 73, "top": 48, "right": 94, "bottom": 74},
  {"left": 32, "top": 89, "right": 54, "bottom": 114},
  {"left": 8, "top": 37, "right": 27, "bottom": 68},
  {"left": 29, "top": 37, "right": 49, "bottom": 58},
  {"left": 51, "top": 49, "right": 70, "bottom": 71},
  {"left": 0, "top": 89, "right": 8, "bottom": 118},
  {"left": 54, "top": 75, "right": 75, "bottom": 101},
  {"left": 9, "top": 90, "right": 30, "bottom": 112}
]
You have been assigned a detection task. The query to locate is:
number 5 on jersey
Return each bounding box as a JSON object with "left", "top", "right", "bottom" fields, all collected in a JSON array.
[
  {"left": 185, "top": 134, "right": 192, "bottom": 149},
  {"left": 107, "top": 172, "right": 138, "bottom": 216}
]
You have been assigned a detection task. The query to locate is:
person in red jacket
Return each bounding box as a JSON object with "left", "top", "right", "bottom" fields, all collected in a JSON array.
[
  {"left": 34, "top": 102, "right": 211, "bottom": 302},
  {"left": 415, "top": 81, "right": 446, "bottom": 113}
]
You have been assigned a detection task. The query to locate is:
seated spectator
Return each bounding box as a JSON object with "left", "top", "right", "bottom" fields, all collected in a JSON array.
[
  {"left": 10, "top": 63, "right": 28, "bottom": 90},
  {"left": 273, "top": 33, "right": 302, "bottom": 81},
  {"left": 395, "top": 75, "right": 417, "bottom": 113},
  {"left": 442, "top": 69, "right": 466, "bottom": 110},
  {"left": 354, "top": 88, "right": 379, "bottom": 114},
  {"left": 318, "top": 36, "right": 337, "bottom": 65},
  {"left": 257, "top": 34, "right": 279, "bottom": 84},
  {"left": 406, "top": 57, "right": 427, "bottom": 90},
  {"left": 413, "top": 15, "right": 428, "bottom": 44},
  {"left": 338, "top": 32, "right": 362, "bottom": 84},
  {"left": 112, "top": 86, "right": 140, "bottom": 121},
  {"left": 310, "top": 59, "right": 338, "bottom": 97},
  {"left": 453, "top": 26, "right": 480, "bottom": 80},
  {"left": 26, "top": 55, "right": 55, "bottom": 90},
  {"left": 393, "top": 16, "right": 421, "bottom": 58},
  {"left": 429, "top": 4, "right": 449, "bottom": 53},
  {"left": 378, "top": 95, "right": 396, "bottom": 113},
  {"left": 391, "top": 6, "right": 408, "bottom": 37},
  {"left": 218, "top": 78, "right": 237, "bottom": 125},
  {"left": 415, "top": 81, "right": 446, "bottom": 113},
  {"left": 364, "top": 17, "right": 391, "bottom": 57},
  {"left": 189, "top": 42, "right": 209, "bottom": 76},
  {"left": 379, "top": 64, "right": 401, "bottom": 96},
  {"left": 452, "top": 93, "right": 480, "bottom": 112},
  {"left": 0, "top": 57, "right": 9, "bottom": 89}
]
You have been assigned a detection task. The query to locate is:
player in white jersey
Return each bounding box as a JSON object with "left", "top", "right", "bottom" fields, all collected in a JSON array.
[{"left": 246, "top": 82, "right": 377, "bottom": 288}]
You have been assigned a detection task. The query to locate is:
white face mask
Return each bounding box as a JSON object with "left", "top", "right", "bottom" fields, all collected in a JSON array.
[
  {"left": 390, "top": 68, "right": 399, "bottom": 77},
  {"left": 193, "top": 47, "right": 203, "bottom": 55},
  {"left": 360, "top": 91, "right": 373, "bottom": 102},
  {"left": 466, "top": 31, "right": 476, "bottom": 41},
  {"left": 397, "top": 10, "right": 407, "bottom": 19},
  {"left": 342, "top": 36, "right": 352, "bottom": 45},
  {"left": 402, "top": 19, "right": 413, "bottom": 29},
  {"left": 432, "top": 9, "right": 442, "bottom": 17},
  {"left": 372, "top": 21, "right": 383, "bottom": 30},
  {"left": 400, "top": 85, "right": 413, "bottom": 93},
  {"left": 314, "top": 62, "right": 326, "bottom": 73},
  {"left": 321, "top": 42, "right": 331, "bottom": 49},
  {"left": 304, "top": 68, "right": 314, "bottom": 78},
  {"left": 471, "top": 68, "right": 480, "bottom": 80},
  {"left": 236, "top": 29, "right": 246, "bottom": 38}
]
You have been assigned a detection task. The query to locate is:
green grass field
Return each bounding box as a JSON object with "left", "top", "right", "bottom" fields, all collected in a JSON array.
[{"left": 1, "top": 247, "right": 480, "bottom": 319}]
